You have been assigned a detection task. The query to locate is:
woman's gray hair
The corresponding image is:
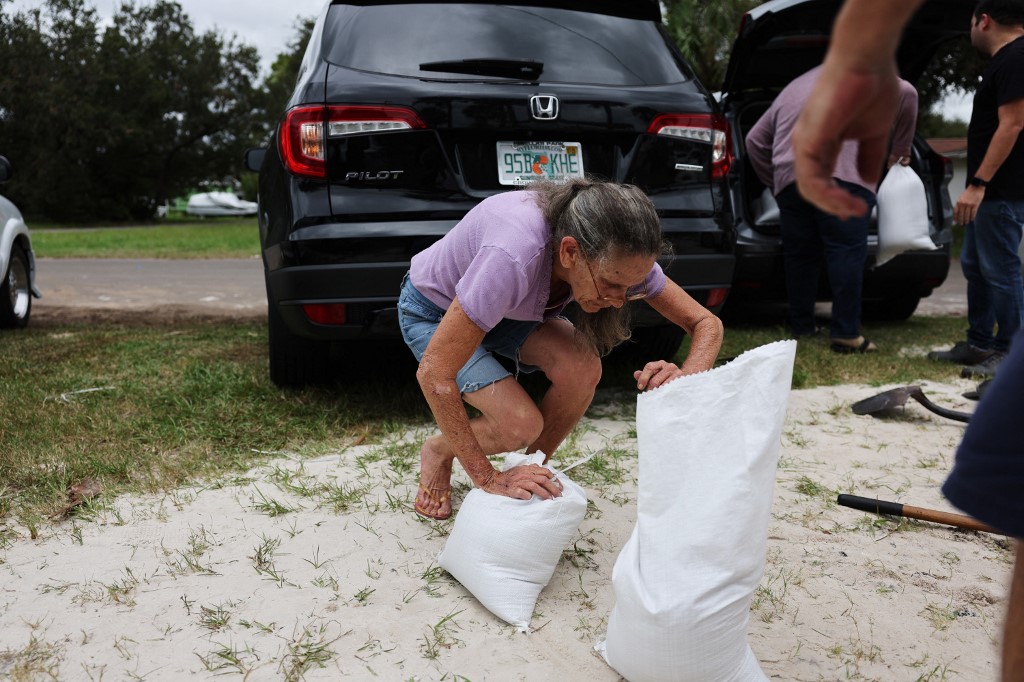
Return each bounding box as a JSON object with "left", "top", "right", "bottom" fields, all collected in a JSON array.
[{"left": 533, "top": 177, "right": 669, "bottom": 356}]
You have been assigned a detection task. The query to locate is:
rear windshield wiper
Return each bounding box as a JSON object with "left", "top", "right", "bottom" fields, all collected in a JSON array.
[{"left": 418, "top": 58, "right": 543, "bottom": 80}]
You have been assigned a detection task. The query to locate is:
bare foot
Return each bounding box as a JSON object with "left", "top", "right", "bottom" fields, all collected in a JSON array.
[{"left": 415, "top": 436, "right": 454, "bottom": 520}]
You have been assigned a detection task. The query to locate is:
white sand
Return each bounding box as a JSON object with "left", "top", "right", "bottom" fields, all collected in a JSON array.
[{"left": 0, "top": 381, "right": 1012, "bottom": 681}]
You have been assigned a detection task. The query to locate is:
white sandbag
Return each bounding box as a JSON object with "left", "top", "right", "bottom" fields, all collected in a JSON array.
[
  {"left": 599, "top": 340, "right": 796, "bottom": 682},
  {"left": 875, "top": 164, "right": 936, "bottom": 266},
  {"left": 438, "top": 452, "right": 588, "bottom": 631}
]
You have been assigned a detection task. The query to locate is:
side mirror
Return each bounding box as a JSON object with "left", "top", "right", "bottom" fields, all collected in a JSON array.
[
  {"left": 244, "top": 148, "right": 267, "bottom": 173},
  {"left": 0, "top": 156, "right": 12, "bottom": 184}
]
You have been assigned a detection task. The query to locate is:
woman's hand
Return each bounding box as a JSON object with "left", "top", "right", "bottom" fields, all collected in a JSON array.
[
  {"left": 479, "top": 464, "right": 563, "bottom": 500},
  {"left": 634, "top": 360, "right": 686, "bottom": 391}
]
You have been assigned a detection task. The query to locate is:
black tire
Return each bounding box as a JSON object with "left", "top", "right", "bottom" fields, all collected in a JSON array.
[
  {"left": 612, "top": 324, "right": 685, "bottom": 364},
  {"left": 862, "top": 294, "right": 921, "bottom": 322},
  {"left": 265, "top": 282, "right": 334, "bottom": 388},
  {"left": 0, "top": 243, "right": 31, "bottom": 329}
]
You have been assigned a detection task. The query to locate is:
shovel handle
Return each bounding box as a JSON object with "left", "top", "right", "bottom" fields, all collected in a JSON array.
[{"left": 837, "top": 494, "right": 999, "bottom": 534}]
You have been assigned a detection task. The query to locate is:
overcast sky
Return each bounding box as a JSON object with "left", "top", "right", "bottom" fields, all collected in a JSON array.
[
  {"left": 6, "top": 0, "right": 328, "bottom": 74},
  {"left": 7, "top": 0, "right": 973, "bottom": 121}
]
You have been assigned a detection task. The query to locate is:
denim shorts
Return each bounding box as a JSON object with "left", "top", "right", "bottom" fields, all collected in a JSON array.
[{"left": 397, "top": 274, "right": 542, "bottom": 394}]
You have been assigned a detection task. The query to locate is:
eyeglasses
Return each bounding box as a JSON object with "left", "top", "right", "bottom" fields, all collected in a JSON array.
[{"left": 584, "top": 259, "right": 648, "bottom": 302}]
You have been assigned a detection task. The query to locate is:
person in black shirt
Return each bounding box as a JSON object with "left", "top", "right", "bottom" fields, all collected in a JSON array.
[{"left": 929, "top": 0, "right": 1024, "bottom": 378}]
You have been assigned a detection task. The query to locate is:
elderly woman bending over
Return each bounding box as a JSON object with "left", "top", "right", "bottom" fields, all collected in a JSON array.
[{"left": 398, "top": 178, "right": 723, "bottom": 519}]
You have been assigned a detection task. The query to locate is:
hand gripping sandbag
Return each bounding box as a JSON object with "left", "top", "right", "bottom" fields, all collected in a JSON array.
[
  {"left": 438, "top": 452, "right": 588, "bottom": 632},
  {"left": 875, "top": 163, "right": 936, "bottom": 266},
  {"left": 599, "top": 341, "right": 797, "bottom": 682}
]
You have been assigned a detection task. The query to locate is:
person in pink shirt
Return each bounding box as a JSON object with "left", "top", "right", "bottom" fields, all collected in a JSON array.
[
  {"left": 745, "top": 64, "right": 917, "bottom": 353},
  {"left": 399, "top": 178, "right": 723, "bottom": 520}
]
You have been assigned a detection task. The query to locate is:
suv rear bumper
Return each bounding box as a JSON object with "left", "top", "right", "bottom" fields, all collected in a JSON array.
[
  {"left": 267, "top": 231, "right": 734, "bottom": 341},
  {"left": 730, "top": 241, "right": 950, "bottom": 301}
]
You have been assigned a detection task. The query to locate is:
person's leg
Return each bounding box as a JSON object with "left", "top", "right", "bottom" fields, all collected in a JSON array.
[
  {"left": 962, "top": 219, "right": 997, "bottom": 351},
  {"left": 399, "top": 279, "right": 547, "bottom": 519},
  {"left": 517, "top": 317, "right": 603, "bottom": 460},
  {"left": 776, "top": 184, "right": 822, "bottom": 337},
  {"left": 415, "top": 316, "right": 601, "bottom": 515},
  {"left": 820, "top": 181, "right": 872, "bottom": 341},
  {"left": 416, "top": 374, "right": 545, "bottom": 518},
  {"left": 1004, "top": 543, "right": 1024, "bottom": 682},
  {"left": 972, "top": 200, "right": 1024, "bottom": 353}
]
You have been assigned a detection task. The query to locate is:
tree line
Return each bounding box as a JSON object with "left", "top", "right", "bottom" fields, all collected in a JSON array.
[
  {"left": 0, "top": 0, "right": 977, "bottom": 223},
  {"left": 0, "top": 0, "right": 312, "bottom": 222}
]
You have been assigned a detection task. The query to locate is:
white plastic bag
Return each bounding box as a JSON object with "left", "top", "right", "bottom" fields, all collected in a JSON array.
[
  {"left": 438, "top": 452, "right": 588, "bottom": 631},
  {"left": 875, "top": 164, "right": 936, "bottom": 266},
  {"left": 599, "top": 341, "right": 796, "bottom": 682}
]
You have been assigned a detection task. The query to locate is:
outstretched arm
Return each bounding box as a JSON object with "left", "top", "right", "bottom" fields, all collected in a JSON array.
[
  {"left": 634, "top": 280, "right": 723, "bottom": 390},
  {"left": 793, "top": 0, "right": 926, "bottom": 217}
]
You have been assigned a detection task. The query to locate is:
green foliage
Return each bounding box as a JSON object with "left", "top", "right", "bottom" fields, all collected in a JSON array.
[
  {"left": 0, "top": 0, "right": 313, "bottom": 223},
  {"left": 913, "top": 35, "right": 985, "bottom": 115},
  {"left": 263, "top": 17, "right": 316, "bottom": 121},
  {"left": 660, "top": 1, "right": 982, "bottom": 122},
  {"left": 662, "top": 0, "right": 762, "bottom": 92},
  {"left": 916, "top": 112, "right": 969, "bottom": 139}
]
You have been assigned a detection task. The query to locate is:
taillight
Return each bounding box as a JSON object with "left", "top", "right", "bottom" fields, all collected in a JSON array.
[
  {"left": 705, "top": 287, "right": 729, "bottom": 309},
  {"left": 281, "top": 106, "right": 327, "bottom": 177},
  {"left": 939, "top": 154, "right": 955, "bottom": 183},
  {"left": 648, "top": 113, "right": 731, "bottom": 178},
  {"left": 279, "top": 105, "right": 426, "bottom": 179},
  {"left": 303, "top": 303, "right": 347, "bottom": 325}
]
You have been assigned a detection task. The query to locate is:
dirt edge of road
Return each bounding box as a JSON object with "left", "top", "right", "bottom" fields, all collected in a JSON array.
[{"left": 31, "top": 305, "right": 266, "bottom": 327}]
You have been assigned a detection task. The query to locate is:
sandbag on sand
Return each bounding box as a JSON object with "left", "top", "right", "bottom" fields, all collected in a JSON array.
[
  {"left": 600, "top": 340, "right": 796, "bottom": 681},
  {"left": 438, "top": 452, "right": 588, "bottom": 632}
]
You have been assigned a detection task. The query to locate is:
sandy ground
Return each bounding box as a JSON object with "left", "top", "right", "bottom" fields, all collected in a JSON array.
[{"left": 0, "top": 371, "right": 1011, "bottom": 681}]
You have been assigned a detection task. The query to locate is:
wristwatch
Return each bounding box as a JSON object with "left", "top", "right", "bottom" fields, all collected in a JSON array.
[{"left": 969, "top": 176, "right": 989, "bottom": 188}]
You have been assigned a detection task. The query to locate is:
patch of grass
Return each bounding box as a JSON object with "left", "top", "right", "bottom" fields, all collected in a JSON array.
[
  {"left": 0, "top": 314, "right": 971, "bottom": 530},
  {"left": 0, "top": 320, "right": 433, "bottom": 527},
  {"left": 922, "top": 601, "right": 960, "bottom": 631},
  {"left": 31, "top": 219, "right": 259, "bottom": 259},
  {"left": 280, "top": 623, "right": 339, "bottom": 681},
  {"left": 0, "top": 635, "right": 65, "bottom": 679},
  {"left": 794, "top": 475, "right": 833, "bottom": 501},
  {"left": 674, "top": 312, "right": 968, "bottom": 390}
]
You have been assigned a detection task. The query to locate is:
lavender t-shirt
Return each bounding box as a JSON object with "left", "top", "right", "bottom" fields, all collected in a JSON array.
[{"left": 409, "top": 190, "right": 667, "bottom": 332}]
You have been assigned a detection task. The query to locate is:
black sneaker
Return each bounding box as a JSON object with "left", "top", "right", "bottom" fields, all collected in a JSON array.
[
  {"left": 960, "top": 351, "right": 1006, "bottom": 379},
  {"left": 927, "top": 341, "right": 994, "bottom": 365}
]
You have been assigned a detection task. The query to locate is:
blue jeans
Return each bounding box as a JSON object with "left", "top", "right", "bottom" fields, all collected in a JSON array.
[
  {"left": 397, "top": 275, "right": 542, "bottom": 394},
  {"left": 962, "top": 200, "right": 1024, "bottom": 353},
  {"left": 776, "top": 181, "right": 875, "bottom": 339}
]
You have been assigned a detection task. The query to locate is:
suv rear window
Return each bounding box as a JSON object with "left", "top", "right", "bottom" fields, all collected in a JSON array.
[{"left": 321, "top": 3, "right": 692, "bottom": 86}]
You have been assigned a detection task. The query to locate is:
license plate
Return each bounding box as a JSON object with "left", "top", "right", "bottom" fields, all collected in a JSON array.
[{"left": 496, "top": 141, "right": 584, "bottom": 186}]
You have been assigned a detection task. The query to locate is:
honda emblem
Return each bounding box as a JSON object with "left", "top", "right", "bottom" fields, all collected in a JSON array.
[{"left": 530, "top": 94, "right": 559, "bottom": 121}]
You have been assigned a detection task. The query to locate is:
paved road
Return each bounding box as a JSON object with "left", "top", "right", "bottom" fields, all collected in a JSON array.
[
  {"left": 34, "top": 258, "right": 267, "bottom": 319},
  {"left": 913, "top": 263, "right": 968, "bottom": 316},
  {"left": 32, "top": 256, "right": 968, "bottom": 320}
]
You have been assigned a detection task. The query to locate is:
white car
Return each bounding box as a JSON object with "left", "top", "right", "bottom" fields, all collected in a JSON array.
[{"left": 0, "top": 156, "right": 41, "bottom": 328}]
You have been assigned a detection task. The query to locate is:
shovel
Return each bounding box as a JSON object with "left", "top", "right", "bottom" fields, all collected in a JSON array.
[
  {"left": 850, "top": 385, "right": 971, "bottom": 423},
  {"left": 838, "top": 494, "right": 998, "bottom": 534}
]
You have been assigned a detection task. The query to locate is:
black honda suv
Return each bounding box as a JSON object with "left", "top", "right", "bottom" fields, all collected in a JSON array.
[
  {"left": 719, "top": 0, "right": 971, "bottom": 321},
  {"left": 247, "top": 0, "right": 735, "bottom": 387}
]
